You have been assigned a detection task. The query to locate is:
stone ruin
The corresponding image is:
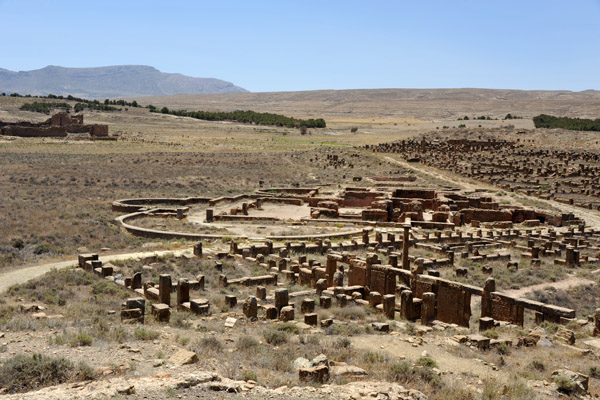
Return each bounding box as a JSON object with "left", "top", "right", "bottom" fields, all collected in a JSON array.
[
  {"left": 0, "top": 112, "right": 108, "bottom": 138},
  {"left": 367, "top": 137, "right": 600, "bottom": 212}
]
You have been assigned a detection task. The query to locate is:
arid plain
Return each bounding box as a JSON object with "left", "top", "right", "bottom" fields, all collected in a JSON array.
[{"left": 2, "top": 89, "right": 600, "bottom": 399}]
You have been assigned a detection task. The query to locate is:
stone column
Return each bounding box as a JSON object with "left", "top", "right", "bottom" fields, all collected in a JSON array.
[
  {"left": 132, "top": 272, "right": 142, "bottom": 290},
  {"left": 159, "top": 274, "right": 172, "bottom": 306},
  {"left": 193, "top": 242, "right": 203, "bottom": 257},
  {"left": 402, "top": 224, "right": 410, "bottom": 270},
  {"left": 594, "top": 309, "right": 600, "bottom": 337},
  {"left": 481, "top": 277, "right": 495, "bottom": 319},
  {"left": 326, "top": 255, "right": 337, "bottom": 287},
  {"left": 206, "top": 209, "right": 214, "bottom": 223},
  {"left": 421, "top": 292, "right": 436, "bottom": 325},
  {"left": 177, "top": 278, "right": 189, "bottom": 306},
  {"left": 400, "top": 290, "right": 414, "bottom": 320},
  {"left": 383, "top": 294, "right": 396, "bottom": 319},
  {"left": 362, "top": 229, "right": 370, "bottom": 244}
]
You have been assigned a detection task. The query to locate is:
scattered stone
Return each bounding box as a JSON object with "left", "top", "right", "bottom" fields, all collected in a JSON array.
[{"left": 169, "top": 349, "right": 199, "bottom": 366}]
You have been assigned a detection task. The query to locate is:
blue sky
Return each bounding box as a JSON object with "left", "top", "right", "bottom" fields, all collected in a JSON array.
[{"left": 0, "top": 0, "right": 598, "bottom": 92}]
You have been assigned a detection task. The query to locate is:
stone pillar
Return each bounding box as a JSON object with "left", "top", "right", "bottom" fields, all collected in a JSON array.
[
  {"left": 389, "top": 254, "right": 398, "bottom": 268},
  {"left": 274, "top": 288, "right": 289, "bottom": 312},
  {"left": 177, "top": 208, "right": 185, "bottom": 220},
  {"left": 256, "top": 286, "right": 267, "bottom": 300},
  {"left": 383, "top": 294, "right": 396, "bottom": 319},
  {"left": 369, "top": 291, "right": 382, "bottom": 307},
  {"left": 243, "top": 296, "right": 258, "bottom": 319},
  {"left": 326, "top": 255, "right": 337, "bottom": 287},
  {"left": 481, "top": 277, "right": 495, "bottom": 319},
  {"left": 566, "top": 246, "right": 576, "bottom": 266},
  {"left": 197, "top": 274, "right": 205, "bottom": 290},
  {"left": 132, "top": 272, "right": 142, "bottom": 289},
  {"left": 177, "top": 279, "right": 190, "bottom": 307},
  {"left": 402, "top": 224, "right": 410, "bottom": 270},
  {"left": 531, "top": 246, "right": 540, "bottom": 259},
  {"left": 193, "top": 242, "right": 203, "bottom": 257},
  {"left": 159, "top": 274, "right": 172, "bottom": 306},
  {"left": 242, "top": 202, "right": 249, "bottom": 215},
  {"left": 421, "top": 292, "right": 436, "bottom": 325},
  {"left": 362, "top": 229, "right": 370, "bottom": 244},
  {"left": 447, "top": 251, "right": 454, "bottom": 266},
  {"left": 594, "top": 309, "right": 600, "bottom": 337},
  {"left": 400, "top": 290, "right": 414, "bottom": 321},
  {"left": 206, "top": 209, "right": 214, "bottom": 223}
]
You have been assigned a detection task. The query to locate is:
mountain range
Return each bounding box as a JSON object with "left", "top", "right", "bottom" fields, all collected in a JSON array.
[{"left": 0, "top": 65, "right": 247, "bottom": 98}]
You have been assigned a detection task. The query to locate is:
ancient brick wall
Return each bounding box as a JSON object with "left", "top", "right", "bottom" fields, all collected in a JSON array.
[{"left": 436, "top": 281, "right": 471, "bottom": 327}]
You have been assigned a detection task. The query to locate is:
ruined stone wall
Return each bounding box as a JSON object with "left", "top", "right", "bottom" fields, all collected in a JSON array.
[
  {"left": 392, "top": 189, "right": 436, "bottom": 199},
  {"left": 1, "top": 126, "right": 67, "bottom": 137},
  {"left": 343, "top": 191, "right": 386, "bottom": 207}
]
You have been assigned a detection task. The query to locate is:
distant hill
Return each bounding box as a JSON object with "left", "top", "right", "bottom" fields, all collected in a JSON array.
[
  {"left": 0, "top": 65, "right": 248, "bottom": 98},
  {"left": 138, "top": 88, "right": 600, "bottom": 120}
]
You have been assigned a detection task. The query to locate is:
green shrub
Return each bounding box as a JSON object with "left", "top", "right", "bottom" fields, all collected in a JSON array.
[
  {"left": 334, "top": 337, "right": 351, "bottom": 349},
  {"left": 0, "top": 354, "right": 94, "bottom": 393},
  {"left": 388, "top": 361, "right": 442, "bottom": 388},
  {"left": 242, "top": 370, "right": 258, "bottom": 382},
  {"left": 554, "top": 375, "right": 576, "bottom": 394},
  {"left": 274, "top": 322, "right": 300, "bottom": 334},
  {"left": 415, "top": 356, "right": 438, "bottom": 369},
  {"left": 590, "top": 366, "right": 600, "bottom": 378},
  {"left": 200, "top": 336, "right": 224, "bottom": 352},
  {"left": 134, "top": 328, "right": 160, "bottom": 341},
  {"left": 482, "top": 329, "right": 499, "bottom": 339},
  {"left": 70, "top": 333, "right": 93, "bottom": 347},
  {"left": 529, "top": 360, "right": 545, "bottom": 371},
  {"left": 91, "top": 280, "right": 119, "bottom": 295},
  {"left": 496, "top": 342, "right": 510, "bottom": 355},
  {"left": 264, "top": 329, "right": 288, "bottom": 345},
  {"left": 236, "top": 335, "right": 259, "bottom": 351}
]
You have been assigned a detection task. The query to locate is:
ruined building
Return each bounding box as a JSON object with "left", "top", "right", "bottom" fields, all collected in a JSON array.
[{"left": 0, "top": 112, "right": 108, "bottom": 138}]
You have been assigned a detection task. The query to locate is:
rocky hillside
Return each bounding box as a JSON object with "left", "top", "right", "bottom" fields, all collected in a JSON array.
[{"left": 0, "top": 65, "right": 247, "bottom": 98}]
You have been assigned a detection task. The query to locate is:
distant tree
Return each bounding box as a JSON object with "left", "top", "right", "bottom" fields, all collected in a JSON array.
[
  {"left": 161, "top": 107, "right": 169, "bottom": 114},
  {"left": 463, "top": 116, "right": 469, "bottom": 120},
  {"left": 350, "top": 127, "right": 358, "bottom": 133}
]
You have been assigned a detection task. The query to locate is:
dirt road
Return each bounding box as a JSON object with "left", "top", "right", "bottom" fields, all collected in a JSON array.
[
  {"left": 0, "top": 248, "right": 194, "bottom": 293},
  {"left": 503, "top": 276, "right": 595, "bottom": 298}
]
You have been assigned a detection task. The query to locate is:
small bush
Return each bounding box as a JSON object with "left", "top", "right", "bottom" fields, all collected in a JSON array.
[
  {"left": 554, "top": 375, "right": 576, "bottom": 394},
  {"left": 388, "top": 361, "right": 442, "bottom": 388},
  {"left": 273, "top": 322, "right": 300, "bottom": 334},
  {"left": 415, "top": 356, "right": 438, "bottom": 369},
  {"left": 334, "top": 337, "right": 351, "bottom": 349},
  {"left": 199, "top": 336, "right": 224, "bottom": 352},
  {"left": 236, "top": 335, "right": 259, "bottom": 351},
  {"left": 171, "top": 312, "right": 192, "bottom": 329},
  {"left": 496, "top": 342, "right": 510, "bottom": 355},
  {"left": 350, "top": 127, "right": 358, "bottom": 133},
  {"left": 529, "top": 360, "right": 545, "bottom": 372},
  {"left": 264, "top": 329, "right": 288, "bottom": 345},
  {"left": 0, "top": 354, "right": 94, "bottom": 393},
  {"left": 589, "top": 366, "right": 600, "bottom": 378},
  {"left": 482, "top": 329, "right": 499, "bottom": 339},
  {"left": 70, "top": 333, "right": 93, "bottom": 347},
  {"left": 91, "top": 280, "right": 119, "bottom": 295},
  {"left": 134, "top": 328, "right": 160, "bottom": 341},
  {"left": 242, "top": 370, "right": 258, "bottom": 382}
]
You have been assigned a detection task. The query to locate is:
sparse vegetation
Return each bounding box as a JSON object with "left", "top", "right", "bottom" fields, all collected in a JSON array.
[{"left": 0, "top": 354, "right": 94, "bottom": 393}]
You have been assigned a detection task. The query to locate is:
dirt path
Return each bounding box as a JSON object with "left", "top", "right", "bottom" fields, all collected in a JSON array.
[
  {"left": 0, "top": 248, "right": 195, "bottom": 293},
  {"left": 503, "top": 276, "right": 596, "bottom": 298},
  {"left": 382, "top": 155, "right": 600, "bottom": 229},
  {"left": 352, "top": 335, "right": 505, "bottom": 379}
]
